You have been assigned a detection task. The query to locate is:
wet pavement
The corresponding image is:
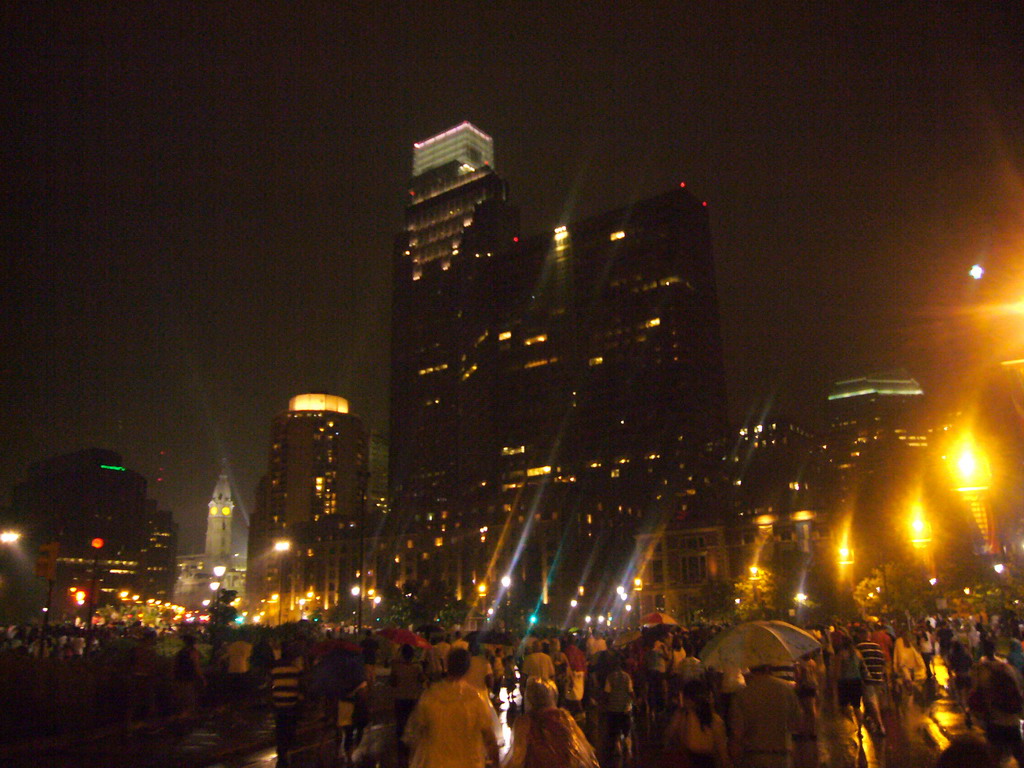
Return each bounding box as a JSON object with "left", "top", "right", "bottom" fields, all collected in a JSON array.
[{"left": 0, "top": 658, "right": 981, "bottom": 768}]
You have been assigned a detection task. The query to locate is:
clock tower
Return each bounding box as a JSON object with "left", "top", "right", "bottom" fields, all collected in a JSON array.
[{"left": 205, "top": 467, "right": 234, "bottom": 564}]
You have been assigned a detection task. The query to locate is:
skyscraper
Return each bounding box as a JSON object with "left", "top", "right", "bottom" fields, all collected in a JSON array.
[
  {"left": 389, "top": 121, "right": 517, "bottom": 528},
  {"left": 388, "top": 123, "right": 727, "bottom": 612},
  {"left": 246, "top": 394, "right": 368, "bottom": 623}
]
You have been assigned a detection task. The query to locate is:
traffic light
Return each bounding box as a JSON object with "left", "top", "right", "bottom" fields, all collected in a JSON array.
[{"left": 35, "top": 541, "right": 59, "bottom": 580}]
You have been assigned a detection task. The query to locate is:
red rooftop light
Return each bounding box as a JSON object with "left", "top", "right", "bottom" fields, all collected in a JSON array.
[
  {"left": 702, "top": 201, "right": 708, "bottom": 207},
  {"left": 679, "top": 182, "right": 686, "bottom": 188},
  {"left": 91, "top": 538, "right": 104, "bottom": 549}
]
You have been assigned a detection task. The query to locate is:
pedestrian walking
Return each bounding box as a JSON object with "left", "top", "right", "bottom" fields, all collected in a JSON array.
[
  {"left": 172, "top": 634, "right": 204, "bottom": 719},
  {"left": 729, "top": 665, "right": 800, "bottom": 768},
  {"left": 602, "top": 653, "right": 634, "bottom": 762},
  {"left": 270, "top": 645, "right": 304, "bottom": 768},
  {"left": 503, "top": 676, "right": 599, "bottom": 768},
  {"left": 404, "top": 647, "right": 501, "bottom": 768},
  {"left": 854, "top": 628, "right": 888, "bottom": 736},
  {"left": 663, "top": 678, "right": 731, "bottom": 768}
]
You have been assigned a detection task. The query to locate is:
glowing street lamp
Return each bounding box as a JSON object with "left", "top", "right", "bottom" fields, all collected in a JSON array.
[
  {"left": 0, "top": 531, "right": 21, "bottom": 544},
  {"left": 213, "top": 565, "right": 227, "bottom": 577},
  {"left": 273, "top": 540, "right": 291, "bottom": 553},
  {"left": 838, "top": 546, "right": 854, "bottom": 566},
  {"left": 501, "top": 575, "right": 512, "bottom": 589},
  {"left": 948, "top": 436, "right": 996, "bottom": 552}
]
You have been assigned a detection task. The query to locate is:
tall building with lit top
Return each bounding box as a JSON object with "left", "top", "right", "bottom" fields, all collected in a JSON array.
[
  {"left": 246, "top": 394, "right": 368, "bottom": 623},
  {"left": 389, "top": 125, "right": 727, "bottom": 612},
  {"left": 390, "top": 122, "right": 517, "bottom": 532}
]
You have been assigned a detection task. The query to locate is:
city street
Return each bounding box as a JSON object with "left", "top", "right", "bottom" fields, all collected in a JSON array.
[{"left": 0, "top": 657, "right": 978, "bottom": 768}]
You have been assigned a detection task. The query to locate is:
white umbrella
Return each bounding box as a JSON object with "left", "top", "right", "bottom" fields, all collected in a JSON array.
[{"left": 698, "top": 621, "right": 821, "bottom": 669}]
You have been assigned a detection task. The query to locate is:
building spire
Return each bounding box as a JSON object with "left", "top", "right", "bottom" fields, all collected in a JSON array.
[{"left": 205, "top": 465, "right": 234, "bottom": 563}]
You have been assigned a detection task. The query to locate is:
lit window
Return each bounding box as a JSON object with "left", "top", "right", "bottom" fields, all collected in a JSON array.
[
  {"left": 527, "top": 466, "right": 552, "bottom": 477},
  {"left": 611, "top": 469, "right": 621, "bottom": 478},
  {"left": 502, "top": 445, "right": 525, "bottom": 456},
  {"left": 461, "top": 363, "right": 478, "bottom": 381},
  {"left": 589, "top": 356, "right": 604, "bottom": 366},
  {"left": 646, "top": 318, "right": 661, "bottom": 328},
  {"left": 434, "top": 537, "right": 443, "bottom": 547},
  {"left": 610, "top": 230, "right": 626, "bottom": 241},
  {"left": 498, "top": 331, "right": 512, "bottom": 341},
  {"left": 524, "top": 334, "right": 547, "bottom": 346},
  {"left": 524, "top": 357, "right": 558, "bottom": 369},
  {"left": 418, "top": 363, "right": 449, "bottom": 375},
  {"left": 554, "top": 225, "right": 568, "bottom": 241}
]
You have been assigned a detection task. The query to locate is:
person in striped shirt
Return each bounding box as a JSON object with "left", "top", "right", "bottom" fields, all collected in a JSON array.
[
  {"left": 271, "top": 645, "right": 304, "bottom": 768},
  {"left": 854, "top": 627, "right": 889, "bottom": 736}
]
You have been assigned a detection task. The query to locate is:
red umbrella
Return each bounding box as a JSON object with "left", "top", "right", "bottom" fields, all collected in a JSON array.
[
  {"left": 642, "top": 612, "right": 679, "bottom": 626},
  {"left": 310, "top": 638, "right": 361, "bottom": 657},
  {"left": 378, "top": 627, "right": 431, "bottom": 649}
]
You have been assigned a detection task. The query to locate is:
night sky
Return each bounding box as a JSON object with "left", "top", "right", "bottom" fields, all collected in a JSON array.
[{"left": 4, "top": 4, "right": 1024, "bottom": 552}]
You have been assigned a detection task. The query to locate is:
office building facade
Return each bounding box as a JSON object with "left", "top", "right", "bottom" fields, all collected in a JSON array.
[
  {"left": 389, "top": 123, "right": 728, "bottom": 613},
  {"left": 246, "top": 394, "right": 368, "bottom": 623},
  {"left": 9, "top": 448, "right": 178, "bottom": 619}
]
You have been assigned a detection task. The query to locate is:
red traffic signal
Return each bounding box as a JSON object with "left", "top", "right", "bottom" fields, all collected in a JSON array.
[{"left": 91, "top": 538, "right": 104, "bottom": 549}]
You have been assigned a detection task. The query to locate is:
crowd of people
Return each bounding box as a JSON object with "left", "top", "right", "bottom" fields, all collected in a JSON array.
[{"left": 5, "top": 612, "right": 1024, "bottom": 767}]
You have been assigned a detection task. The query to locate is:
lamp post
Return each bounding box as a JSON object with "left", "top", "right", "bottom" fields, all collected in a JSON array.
[
  {"left": 274, "top": 540, "right": 291, "bottom": 625},
  {"left": 86, "top": 538, "right": 104, "bottom": 646},
  {"left": 356, "top": 469, "right": 369, "bottom": 632}
]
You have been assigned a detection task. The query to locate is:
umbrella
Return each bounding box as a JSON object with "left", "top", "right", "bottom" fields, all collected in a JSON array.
[
  {"left": 378, "top": 627, "right": 431, "bottom": 650},
  {"left": 477, "top": 630, "right": 516, "bottom": 651},
  {"left": 613, "top": 630, "right": 642, "bottom": 648},
  {"left": 642, "top": 612, "right": 679, "bottom": 626},
  {"left": 698, "top": 621, "right": 821, "bottom": 670}
]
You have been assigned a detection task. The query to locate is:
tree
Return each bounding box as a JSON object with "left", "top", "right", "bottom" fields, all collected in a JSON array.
[
  {"left": 733, "top": 566, "right": 782, "bottom": 621},
  {"left": 853, "top": 561, "right": 932, "bottom": 619}
]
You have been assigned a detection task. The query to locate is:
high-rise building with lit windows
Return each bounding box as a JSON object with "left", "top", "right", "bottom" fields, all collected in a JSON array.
[
  {"left": 389, "top": 127, "right": 727, "bottom": 615},
  {"left": 389, "top": 122, "right": 517, "bottom": 540},
  {"left": 246, "top": 394, "right": 368, "bottom": 623}
]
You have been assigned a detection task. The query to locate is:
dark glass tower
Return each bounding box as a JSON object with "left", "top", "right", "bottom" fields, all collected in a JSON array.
[
  {"left": 389, "top": 123, "right": 517, "bottom": 535},
  {"left": 389, "top": 126, "right": 727, "bottom": 610}
]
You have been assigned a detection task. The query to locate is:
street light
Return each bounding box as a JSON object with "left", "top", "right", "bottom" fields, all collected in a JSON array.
[
  {"left": 949, "top": 436, "right": 996, "bottom": 553},
  {"left": 501, "top": 575, "right": 512, "bottom": 589},
  {"left": 0, "top": 531, "right": 20, "bottom": 544}
]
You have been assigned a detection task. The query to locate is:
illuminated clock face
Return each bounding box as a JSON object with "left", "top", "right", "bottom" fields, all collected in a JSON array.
[{"left": 222, "top": 506, "right": 231, "bottom": 516}]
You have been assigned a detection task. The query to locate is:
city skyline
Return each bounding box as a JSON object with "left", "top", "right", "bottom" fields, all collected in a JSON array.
[{"left": 5, "top": 5, "right": 1024, "bottom": 551}]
